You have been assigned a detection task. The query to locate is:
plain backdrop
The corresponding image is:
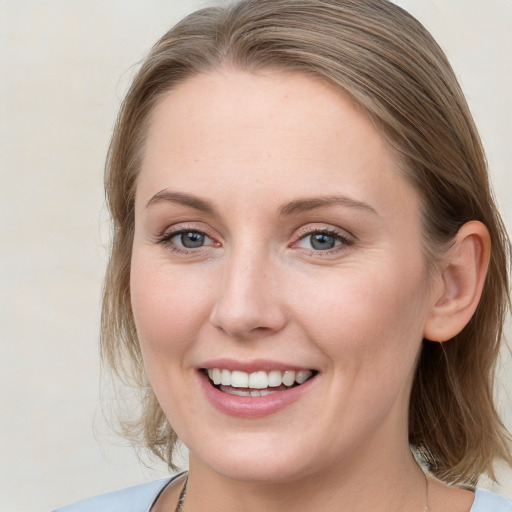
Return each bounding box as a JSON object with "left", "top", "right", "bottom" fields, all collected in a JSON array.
[{"left": 1, "top": 1, "right": 511, "bottom": 511}]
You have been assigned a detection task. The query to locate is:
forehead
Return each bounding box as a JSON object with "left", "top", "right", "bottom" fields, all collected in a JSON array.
[
  {"left": 137, "top": 69, "right": 418, "bottom": 220},
  {"left": 144, "top": 69, "right": 384, "bottom": 162}
]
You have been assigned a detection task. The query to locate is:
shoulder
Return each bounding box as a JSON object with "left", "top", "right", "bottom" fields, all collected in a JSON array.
[
  {"left": 471, "top": 488, "right": 512, "bottom": 512},
  {"left": 50, "top": 477, "right": 173, "bottom": 512}
]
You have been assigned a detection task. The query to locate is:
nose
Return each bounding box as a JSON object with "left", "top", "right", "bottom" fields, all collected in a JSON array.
[{"left": 209, "top": 247, "right": 287, "bottom": 339}]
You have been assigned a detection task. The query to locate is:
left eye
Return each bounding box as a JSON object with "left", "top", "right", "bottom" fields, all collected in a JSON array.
[{"left": 295, "top": 232, "right": 344, "bottom": 251}]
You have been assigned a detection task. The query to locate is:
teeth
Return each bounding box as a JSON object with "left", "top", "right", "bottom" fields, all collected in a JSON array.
[
  {"left": 282, "top": 370, "right": 296, "bottom": 386},
  {"left": 221, "top": 369, "right": 231, "bottom": 386},
  {"left": 220, "top": 386, "right": 281, "bottom": 397},
  {"left": 208, "top": 368, "right": 222, "bottom": 385},
  {"left": 267, "top": 370, "right": 282, "bottom": 387},
  {"left": 206, "top": 368, "right": 314, "bottom": 389},
  {"left": 249, "top": 371, "right": 268, "bottom": 389},
  {"left": 296, "top": 370, "right": 312, "bottom": 384},
  {"left": 231, "top": 370, "right": 249, "bottom": 388},
  {"left": 223, "top": 386, "right": 251, "bottom": 397}
]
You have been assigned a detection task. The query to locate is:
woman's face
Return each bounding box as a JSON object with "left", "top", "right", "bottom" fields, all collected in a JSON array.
[{"left": 131, "top": 70, "right": 439, "bottom": 482}]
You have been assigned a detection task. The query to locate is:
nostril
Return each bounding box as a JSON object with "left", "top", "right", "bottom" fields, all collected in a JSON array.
[
  {"left": 208, "top": 259, "right": 288, "bottom": 336},
  {"left": 209, "top": 297, "right": 288, "bottom": 337}
]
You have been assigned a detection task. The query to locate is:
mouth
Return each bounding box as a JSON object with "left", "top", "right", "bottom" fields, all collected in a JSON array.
[{"left": 202, "top": 368, "right": 317, "bottom": 397}]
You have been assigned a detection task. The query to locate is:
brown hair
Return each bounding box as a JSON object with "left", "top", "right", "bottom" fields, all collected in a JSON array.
[{"left": 101, "top": 0, "right": 511, "bottom": 484}]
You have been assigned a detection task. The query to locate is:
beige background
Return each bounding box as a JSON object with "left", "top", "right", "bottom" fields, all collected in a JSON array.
[{"left": 0, "top": 1, "right": 511, "bottom": 511}]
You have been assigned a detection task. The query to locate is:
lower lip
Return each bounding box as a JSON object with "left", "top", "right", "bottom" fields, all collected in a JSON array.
[{"left": 199, "top": 371, "right": 317, "bottom": 419}]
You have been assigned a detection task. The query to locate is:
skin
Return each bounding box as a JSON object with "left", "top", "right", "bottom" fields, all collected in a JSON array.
[{"left": 130, "top": 69, "right": 480, "bottom": 512}]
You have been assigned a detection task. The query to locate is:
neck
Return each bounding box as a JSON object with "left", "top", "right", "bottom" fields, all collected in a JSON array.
[{"left": 184, "top": 441, "right": 427, "bottom": 512}]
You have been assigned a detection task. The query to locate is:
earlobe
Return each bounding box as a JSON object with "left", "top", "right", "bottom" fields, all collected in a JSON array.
[{"left": 423, "top": 221, "right": 491, "bottom": 342}]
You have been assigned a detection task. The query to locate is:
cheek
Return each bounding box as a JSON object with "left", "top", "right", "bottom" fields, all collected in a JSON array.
[
  {"left": 292, "top": 259, "right": 429, "bottom": 372},
  {"left": 129, "top": 250, "right": 213, "bottom": 362}
]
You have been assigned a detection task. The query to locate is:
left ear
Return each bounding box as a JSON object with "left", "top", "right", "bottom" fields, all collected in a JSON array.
[{"left": 424, "top": 221, "right": 491, "bottom": 342}]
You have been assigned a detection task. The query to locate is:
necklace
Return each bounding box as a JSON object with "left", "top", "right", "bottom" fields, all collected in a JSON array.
[
  {"left": 174, "top": 471, "right": 430, "bottom": 511},
  {"left": 423, "top": 470, "right": 431, "bottom": 512},
  {"left": 174, "top": 475, "right": 188, "bottom": 512}
]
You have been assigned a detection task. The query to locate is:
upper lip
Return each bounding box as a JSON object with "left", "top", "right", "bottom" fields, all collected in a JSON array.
[{"left": 198, "top": 358, "right": 316, "bottom": 373}]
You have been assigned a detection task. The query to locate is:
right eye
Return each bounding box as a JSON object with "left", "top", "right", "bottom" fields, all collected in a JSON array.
[
  {"left": 161, "top": 229, "right": 216, "bottom": 252},
  {"left": 157, "top": 227, "right": 219, "bottom": 254},
  {"left": 171, "top": 231, "right": 210, "bottom": 249}
]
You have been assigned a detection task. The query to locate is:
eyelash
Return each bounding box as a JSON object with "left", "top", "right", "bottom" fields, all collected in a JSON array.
[
  {"left": 291, "top": 227, "right": 354, "bottom": 254},
  {"left": 156, "top": 226, "right": 218, "bottom": 254},
  {"left": 156, "top": 225, "right": 354, "bottom": 255}
]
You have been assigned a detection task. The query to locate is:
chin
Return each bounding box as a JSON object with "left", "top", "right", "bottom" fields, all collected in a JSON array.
[
  {"left": 188, "top": 432, "right": 326, "bottom": 485},
  {"left": 209, "top": 457, "right": 312, "bottom": 485}
]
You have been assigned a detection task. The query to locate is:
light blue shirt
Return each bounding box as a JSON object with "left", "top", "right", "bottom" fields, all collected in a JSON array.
[
  {"left": 51, "top": 478, "right": 173, "bottom": 512},
  {"left": 51, "top": 477, "right": 512, "bottom": 512}
]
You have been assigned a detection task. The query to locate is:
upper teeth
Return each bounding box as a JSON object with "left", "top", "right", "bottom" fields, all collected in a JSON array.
[{"left": 207, "top": 368, "right": 313, "bottom": 388}]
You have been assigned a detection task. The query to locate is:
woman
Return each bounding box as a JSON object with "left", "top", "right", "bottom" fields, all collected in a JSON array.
[{"left": 53, "top": 1, "right": 512, "bottom": 511}]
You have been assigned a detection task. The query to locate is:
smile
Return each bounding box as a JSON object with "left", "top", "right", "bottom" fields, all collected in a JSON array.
[
  {"left": 205, "top": 368, "right": 315, "bottom": 397},
  {"left": 199, "top": 363, "right": 319, "bottom": 418}
]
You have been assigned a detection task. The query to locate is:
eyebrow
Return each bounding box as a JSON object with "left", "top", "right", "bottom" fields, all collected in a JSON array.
[
  {"left": 145, "top": 189, "right": 377, "bottom": 217},
  {"left": 145, "top": 190, "right": 217, "bottom": 214},
  {"left": 278, "top": 195, "right": 377, "bottom": 216}
]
